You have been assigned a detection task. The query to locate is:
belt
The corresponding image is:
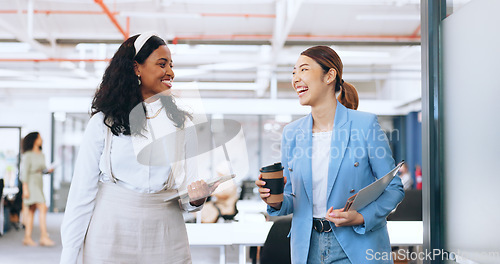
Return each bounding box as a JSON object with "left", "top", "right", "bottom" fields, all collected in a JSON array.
[{"left": 313, "top": 218, "right": 332, "bottom": 233}]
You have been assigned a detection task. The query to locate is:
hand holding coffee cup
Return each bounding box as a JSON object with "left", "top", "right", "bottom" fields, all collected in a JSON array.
[{"left": 256, "top": 162, "right": 286, "bottom": 209}]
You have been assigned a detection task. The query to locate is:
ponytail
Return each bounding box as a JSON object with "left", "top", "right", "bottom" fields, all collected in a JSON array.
[{"left": 337, "top": 80, "right": 359, "bottom": 110}]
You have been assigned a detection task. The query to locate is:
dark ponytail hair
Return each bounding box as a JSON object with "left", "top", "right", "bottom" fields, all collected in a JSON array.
[
  {"left": 301, "top": 46, "right": 359, "bottom": 110},
  {"left": 91, "top": 34, "right": 191, "bottom": 136},
  {"left": 22, "top": 132, "right": 39, "bottom": 153}
]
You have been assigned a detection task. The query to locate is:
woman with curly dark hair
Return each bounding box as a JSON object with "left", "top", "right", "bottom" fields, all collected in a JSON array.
[
  {"left": 20, "top": 131, "right": 55, "bottom": 247},
  {"left": 60, "top": 32, "right": 215, "bottom": 264}
]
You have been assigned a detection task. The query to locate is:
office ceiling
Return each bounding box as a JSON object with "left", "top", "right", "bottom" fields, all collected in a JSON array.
[{"left": 0, "top": 0, "right": 471, "bottom": 108}]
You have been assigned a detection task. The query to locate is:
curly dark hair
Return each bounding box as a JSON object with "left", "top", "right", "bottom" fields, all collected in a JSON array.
[
  {"left": 91, "top": 34, "right": 192, "bottom": 136},
  {"left": 22, "top": 132, "right": 39, "bottom": 153}
]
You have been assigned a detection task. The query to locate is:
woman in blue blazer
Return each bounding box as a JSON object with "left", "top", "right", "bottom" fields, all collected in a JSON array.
[{"left": 256, "top": 46, "right": 404, "bottom": 264}]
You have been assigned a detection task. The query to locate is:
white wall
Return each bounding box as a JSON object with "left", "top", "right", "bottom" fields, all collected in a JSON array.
[
  {"left": 442, "top": 0, "right": 500, "bottom": 263},
  {"left": 382, "top": 65, "right": 421, "bottom": 103}
]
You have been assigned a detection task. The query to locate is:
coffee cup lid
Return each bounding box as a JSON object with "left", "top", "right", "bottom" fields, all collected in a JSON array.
[{"left": 260, "top": 162, "right": 284, "bottom": 173}]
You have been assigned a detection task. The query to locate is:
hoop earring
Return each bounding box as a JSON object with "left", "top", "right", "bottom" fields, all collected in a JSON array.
[{"left": 137, "top": 75, "right": 141, "bottom": 86}]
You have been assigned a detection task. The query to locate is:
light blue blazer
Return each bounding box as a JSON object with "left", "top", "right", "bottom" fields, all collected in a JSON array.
[{"left": 268, "top": 101, "right": 404, "bottom": 264}]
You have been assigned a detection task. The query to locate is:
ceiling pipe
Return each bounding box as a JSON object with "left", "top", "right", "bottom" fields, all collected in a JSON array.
[
  {"left": 199, "top": 13, "right": 275, "bottom": 18},
  {"left": 1, "top": 32, "right": 421, "bottom": 61},
  {"left": 0, "top": 10, "right": 273, "bottom": 18},
  {"left": 0, "top": 58, "right": 109, "bottom": 62},
  {"left": 0, "top": 31, "right": 420, "bottom": 61},
  {"left": 0, "top": 9, "right": 273, "bottom": 41},
  {"left": 94, "top": 0, "right": 128, "bottom": 40},
  {"left": 0, "top": 10, "right": 119, "bottom": 15},
  {"left": 172, "top": 34, "right": 421, "bottom": 43},
  {"left": 289, "top": 34, "right": 420, "bottom": 41}
]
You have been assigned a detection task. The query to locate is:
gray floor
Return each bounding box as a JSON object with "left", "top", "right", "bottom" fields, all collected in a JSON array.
[{"left": 0, "top": 213, "right": 254, "bottom": 264}]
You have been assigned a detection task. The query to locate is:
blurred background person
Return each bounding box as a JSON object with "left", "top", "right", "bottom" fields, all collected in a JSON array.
[
  {"left": 415, "top": 164, "right": 422, "bottom": 190},
  {"left": 399, "top": 163, "right": 414, "bottom": 190},
  {"left": 200, "top": 161, "right": 238, "bottom": 223}
]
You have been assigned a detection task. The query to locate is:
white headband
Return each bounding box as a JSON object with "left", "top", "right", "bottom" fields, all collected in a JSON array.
[{"left": 134, "top": 31, "right": 160, "bottom": 56}]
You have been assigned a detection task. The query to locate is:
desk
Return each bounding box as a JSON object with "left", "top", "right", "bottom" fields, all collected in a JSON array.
[
  {"left": 387, "top": 221, "right": 423, "bottom": 245},
  {"left": 236, "top": 200, "right": 268, "bottom": 214},
  {"left": 186, "top": 222, "right": 273, "bottom": 264},
  {"left": 187, "top": 221, "right": 423, "bottom": 264}
]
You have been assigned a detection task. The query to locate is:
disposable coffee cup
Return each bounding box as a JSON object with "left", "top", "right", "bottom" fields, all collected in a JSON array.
[{"left": 260, "top": 162, "right": 284, "bottom": 203}]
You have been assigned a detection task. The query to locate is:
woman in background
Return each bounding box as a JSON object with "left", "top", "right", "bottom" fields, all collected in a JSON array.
[{"left": 20, "top": 132, "right": 54, "bottom": 246}]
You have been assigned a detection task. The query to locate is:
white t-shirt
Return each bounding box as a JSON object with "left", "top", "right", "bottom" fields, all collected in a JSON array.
[
  {"left": 312, "top": 131, "right": 332, "bottom": 218},
  {"left": 60, "top": 99, "right": 201, "bottom": 263}
]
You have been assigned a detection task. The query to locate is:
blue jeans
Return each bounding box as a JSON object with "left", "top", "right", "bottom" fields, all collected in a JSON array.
[{"left": 307, "top": 226, "right": 351, "bottom": 264}]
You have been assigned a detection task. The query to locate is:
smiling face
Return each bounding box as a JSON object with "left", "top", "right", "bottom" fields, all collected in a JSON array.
[
  {"left": 292, "top": 55, "right": 336, "bottom": 106},
  {"left": 135, "top": 45, "right": 174, "bottom": 101}
]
